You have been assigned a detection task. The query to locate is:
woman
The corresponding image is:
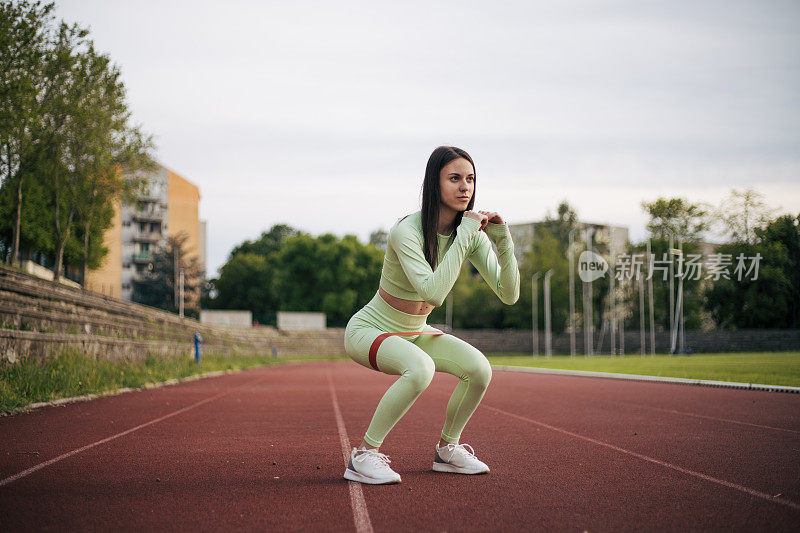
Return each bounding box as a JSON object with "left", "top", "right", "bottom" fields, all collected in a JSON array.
[{"left": 343, "top": 146, "right": 520, "bottom": 484}]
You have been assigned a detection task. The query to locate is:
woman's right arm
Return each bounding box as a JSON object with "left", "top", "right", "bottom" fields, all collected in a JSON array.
[{"left": 389, "top": 215, "right": 484, "bottom": 307}]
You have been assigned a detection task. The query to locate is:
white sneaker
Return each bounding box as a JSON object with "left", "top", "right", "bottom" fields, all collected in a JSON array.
[
  {"left": 344, "top": 447, "right": 402, "bottom": 484},
  {"left": 433, "top": 443, "right": 490, "bottom": 474}
]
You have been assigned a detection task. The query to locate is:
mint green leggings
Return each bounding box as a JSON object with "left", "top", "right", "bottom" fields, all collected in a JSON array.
[{"left": 344, "top": 291, "right": 492, "bottom": 448}]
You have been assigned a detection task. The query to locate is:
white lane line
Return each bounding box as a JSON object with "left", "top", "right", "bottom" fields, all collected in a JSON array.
[
  {"left": 601, "top": 398, "right": 800, "bottom": 434},
  {"left": 493, "top": 365, "right": 800, "bottom": 394},
  {"left": 495, "top": 365, "right": 800, "bottom": 434},
  {"left": 0, "top": 374, "right": 266, "bottom": 488},
  {"left": 328, "top": 371, "right": 374, "bottom": 533},
  {"left": 482, "top": 403, "right": 800, "bottom": 512}
]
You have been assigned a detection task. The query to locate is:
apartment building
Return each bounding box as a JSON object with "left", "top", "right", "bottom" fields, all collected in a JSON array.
[
  {"left": 86, "top": 163, "right": 206, "bottom": 301},
  {"left": 509, "top": 220, "right": 630, "bottom": 263}
]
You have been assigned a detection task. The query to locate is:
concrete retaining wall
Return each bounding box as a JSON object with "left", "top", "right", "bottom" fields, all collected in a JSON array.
[
  {"left": 455, "top": 328, "right": 800, "bottom": 354},
  {"left": 200, "top": 310, "right": 252, "bottom": 327},
  {"left": 0, "top": 264, "right": 344, "bottom": 362}
]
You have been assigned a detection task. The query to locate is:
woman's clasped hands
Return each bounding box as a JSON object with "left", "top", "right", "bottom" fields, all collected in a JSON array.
[{"left": 464, "top": 210, "right": 504, "bottom": 231}]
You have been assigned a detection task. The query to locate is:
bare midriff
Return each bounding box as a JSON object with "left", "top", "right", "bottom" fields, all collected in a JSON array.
[{"left": 378, "top": 286, "right": 434, "bottom": 316}]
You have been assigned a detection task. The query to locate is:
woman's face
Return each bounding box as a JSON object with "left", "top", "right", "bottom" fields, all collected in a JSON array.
[{"left": 439, "top": 158, "right": 474, "bottom": 214}]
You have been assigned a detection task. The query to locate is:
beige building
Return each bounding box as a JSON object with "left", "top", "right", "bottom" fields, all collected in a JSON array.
[
  {"left": 83, "top": 197, "right": 123, "bottom": 298},
  {"left": 86, "top": 163, "right": 206, "bottom": 301}
]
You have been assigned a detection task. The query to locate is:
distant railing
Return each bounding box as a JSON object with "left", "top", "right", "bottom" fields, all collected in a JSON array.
[
  {"left": 131, "top": 232, "right": 162, "bottom": 243},
  {"left": 131, "top": 206, "right": 165, "bottom": 220}
]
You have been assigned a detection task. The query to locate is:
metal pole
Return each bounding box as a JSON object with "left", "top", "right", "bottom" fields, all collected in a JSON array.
[
  {"left": 639, "top": 275, "right": 645, "bottom": 357},
  {"left": 670, "top": 238, "right": 685, "bottom": 354},
  {"left": 568, "top": 229, "right": 578, "bottom": 357},
  {"left": 609, "top": 228, "right": 616, "bottom": 356},
  {"left": 673, "top": 280, "right": 683, "bottom": 354},
  {"left": 583, "top": 277, "right": 589, "bottom": 358},
  {"left": 667, "top": 234, "right": 679, "bottom": 354},
  {"left": 585, "top": 227, "right": 594, "bottom": 357},
  {"left": 173, "top": 246, "right": 179, "bottom": 312},
  {"left": 532, "top": 272, "right": 541, "bottom": 357},
  {"left": 669, "top": 234, "right": 674, "bottom": 351},
  {"left": 619, "top": 295, "right": 625, "bottom": 356},
  {"left": 544, "top": 269, "right": 554, "bottom": 358},
  {"left": 179, "top": 268, "right": 185, "bottom": 318},
  {"left": 680, "top": 297, "right": 686, "bottom": 352},
  {"left": 679, "top": 238, "right": 685, "bottom": 353},
  {"left": 647, "top": 240, "right": 656, "bottom": 357}
]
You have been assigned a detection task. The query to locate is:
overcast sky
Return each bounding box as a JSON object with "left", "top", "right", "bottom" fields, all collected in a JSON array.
[{"left": 56, "top": 0, "right": 800, "bottom": 277}]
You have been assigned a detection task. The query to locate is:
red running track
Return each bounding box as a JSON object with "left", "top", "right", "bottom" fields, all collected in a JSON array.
[{"left": 0, "top": 360, "right": 799, "bottom": 532}]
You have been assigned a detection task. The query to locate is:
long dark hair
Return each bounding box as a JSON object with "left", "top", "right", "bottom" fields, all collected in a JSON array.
[{"left": 420, "top": 146, "right": 476, "bottom": 269}]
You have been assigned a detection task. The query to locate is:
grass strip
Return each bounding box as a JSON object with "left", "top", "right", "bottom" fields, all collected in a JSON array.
[
  {"left": 486, "top": 352, "right": 800, "bottom": 387},
  {"left": 0, "top": 348, "right": 302, "bottom": 415}
]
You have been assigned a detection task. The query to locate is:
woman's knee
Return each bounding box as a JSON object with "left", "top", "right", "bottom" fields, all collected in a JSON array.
[
  {"left": 455, "top": 346, "right": 492, "bottom": 388},
  {"left": 403, "top": 356, "right": 435, "bottom": 393},
  {"left": 468, "top": 357, "right": 492, "bottom": 389}
]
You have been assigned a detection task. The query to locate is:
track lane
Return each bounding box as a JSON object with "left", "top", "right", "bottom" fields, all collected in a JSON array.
[
  {"left": 0, "top": 369, "right": 267, "bottom": 480},
  {"left": 481, "top": 370, "right": 800, "bottom": 504},
  {"left": 331, "top": 362, "right": 800, "bottom": 531},
  {"left": 0, "top": 364, "right": 355, "bottom": 532},
  {"left": 1, "top": 361, "right": 798, "bottom": 532}
]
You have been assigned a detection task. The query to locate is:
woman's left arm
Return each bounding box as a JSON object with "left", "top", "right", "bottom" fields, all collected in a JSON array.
[{"left": 468, "top": 222, "right": 520, "bottom": 305}]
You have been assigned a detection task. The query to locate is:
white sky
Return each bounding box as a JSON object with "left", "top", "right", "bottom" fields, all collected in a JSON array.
[{"left": 55, "top": 0, "right": 800, "bottom": 277}]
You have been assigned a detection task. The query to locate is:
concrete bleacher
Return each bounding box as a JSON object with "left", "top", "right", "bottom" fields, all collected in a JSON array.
[{"left": 0, "top": 264, "right": 345, "bottom": 363}]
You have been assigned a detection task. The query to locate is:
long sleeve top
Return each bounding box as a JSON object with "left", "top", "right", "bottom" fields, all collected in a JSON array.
[{"left": 379, "top": 211, "right": 520, "bottom": 307}]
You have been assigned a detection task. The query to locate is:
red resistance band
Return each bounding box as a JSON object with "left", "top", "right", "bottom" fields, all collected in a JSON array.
[{"left": 368, "top": 331, "right": 444, "bottom": 372}]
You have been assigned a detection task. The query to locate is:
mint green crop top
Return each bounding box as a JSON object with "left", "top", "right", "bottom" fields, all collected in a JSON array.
[{"left": 379, "top": 211, "right": 520, "bottom": 307}]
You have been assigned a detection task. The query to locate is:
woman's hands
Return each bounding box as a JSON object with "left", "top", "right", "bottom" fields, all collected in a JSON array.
[
  {"left": 464, "top": 210, "right": 505, "bottom": 231},
  {"left": 478, "top": 210, "right": 504, "bottom": 225},
  {"left": 463, "top": 210, "right": 489, "bottom": 231}
]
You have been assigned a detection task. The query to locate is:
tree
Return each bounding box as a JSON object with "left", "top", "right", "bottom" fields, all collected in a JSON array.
[
  {"left": 759, "top": 214, "right": 800, "bottom": 327},
  {"left": 0, "top": 1, "right": 153, "bottom": 283},
  {"left": 271, "top": 233, "right": 383, "bottom": 324},
  {"left": 641, "top": 197, "right": 710, "bottom": 241},
  {"left": 704, "top": 213, "right": 800, "bottom": 329},
  {"left": 210, "top": 252, "right": 276, "bottom": 318},
  {"left": 40, "top": 26, "right": 143, "bottom": 282},
  {"left": 209, "top": 228, "right": 384, "bottom": 326},
  {"left": 715, "top": 188, "right": 775, "bottom": 244},
  {"left": 369, "top": 229, "right": 388, "bottom": 251},
  {"left": 132, "top": 232, "right": 200, "bottom": 316},
  {"left": 229, "top": 224, "right": 299, "bottom": 259},
  {"left": 541, "top": 200, "right": 579, "bottom": 253},
  {"left": 75, "top": 130, "right": 155, "bottom": 285},
  {"left": 0, "top": 0, "right": 55, "bottom": 265},
  {"left": 211, "top": 223, "right": 300, "bottom": 321},
  {"left": 0, "top": 162, "right": 51, "bottom": 261}
]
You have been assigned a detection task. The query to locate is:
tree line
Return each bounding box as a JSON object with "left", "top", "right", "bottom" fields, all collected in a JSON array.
[
  {"left": 206, "top": 189, "right": 799, "bottom": 331},
  {"left": 0, "top": 1, "right": 154, "bottom": 283},
  {"left": 202, "top": 225, "right": 384, "bottom": 326}
]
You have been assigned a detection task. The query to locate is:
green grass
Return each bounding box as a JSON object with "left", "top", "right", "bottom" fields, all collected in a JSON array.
[
  {"left": 5, "top": 350, "right": 798, "bottom": 415},
  {"left": 0, "top": 349, "right": 322, "bottom": 415},
  {"left": 486, "top": 352, "right": 800, "bottom": 387}
]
